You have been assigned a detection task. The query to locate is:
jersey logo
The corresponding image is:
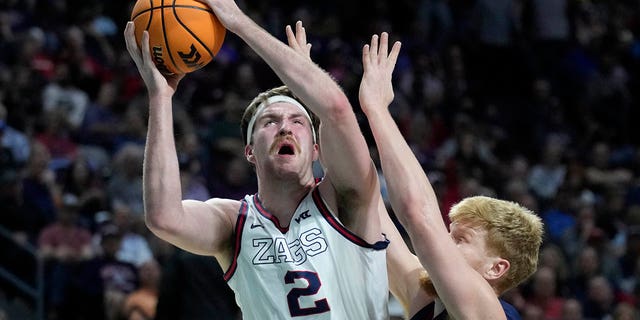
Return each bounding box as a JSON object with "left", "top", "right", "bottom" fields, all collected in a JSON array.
[
  {"left": 250, "top": 221, "right": 264, "bottom": 229},
  {"left": 294, "top": 210, "right": 311, "bottom": 224},
  {"left": 252, "top": 228, "right": 328, "bottom": 265}
]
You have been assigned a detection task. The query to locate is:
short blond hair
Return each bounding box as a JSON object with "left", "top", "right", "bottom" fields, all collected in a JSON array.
[{"left": 449, "top": 196, "right": 544, "bottom": 293}]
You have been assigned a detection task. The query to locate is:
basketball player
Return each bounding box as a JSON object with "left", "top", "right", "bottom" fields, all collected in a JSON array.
[
  {"left": 357, "top": 32, "right": 544, "bottom": 319},
  {"left": 123, "top": 4, "right": 389, "bottom": 320}
]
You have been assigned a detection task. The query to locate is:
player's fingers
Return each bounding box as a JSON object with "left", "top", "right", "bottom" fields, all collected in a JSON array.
[
  {"left": 140, "top": 30, "right": 153, "bottom": 67},
  {"left": 296, "top": 21, "right": 307, "bottom": 47},
  {"left": 285, "top": 25, "right": 298, "bottom": 50},
  {"left": 124, "top": 23, "right": 139, "bottom": 58},
  {"left": 388, "top": 41, "right": 402, "bottom": 69},
  {"left": 379, "top": 32, "right": 389, "bottom": 61},
  {"left": 362, "top": 44, "right": 370, "bottom": 69},
  {"left": 369, "top": 34, "right": 379, "bottom": 62}
]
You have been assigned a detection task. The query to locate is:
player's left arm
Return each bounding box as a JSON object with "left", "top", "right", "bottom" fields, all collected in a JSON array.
[
  {"left": 361, "top": 34, "right": 507, "bottom": 319},
  {"left": 200, "top": 1, "right": 380, "bottom": 239},
  {"left": 277, "top": 20, "right": 382, "bottom": 242}
]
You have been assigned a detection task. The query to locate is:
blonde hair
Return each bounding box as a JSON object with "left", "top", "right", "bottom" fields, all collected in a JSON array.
[
  {"left": 240, "top": 85, "right": 319, "bottom": 145},
  {"left": 448, "top": 196, "right": 544, "bottom": 293}
]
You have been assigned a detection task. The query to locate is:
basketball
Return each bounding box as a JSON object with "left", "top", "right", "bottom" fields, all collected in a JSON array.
[{"left": 130, "top": 0, "right": 226, "bottom": 75}]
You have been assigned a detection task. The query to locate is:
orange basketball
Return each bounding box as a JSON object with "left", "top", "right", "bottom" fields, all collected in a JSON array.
[{"left": 131, "top": 0, "right": 226, "bottom": 75}]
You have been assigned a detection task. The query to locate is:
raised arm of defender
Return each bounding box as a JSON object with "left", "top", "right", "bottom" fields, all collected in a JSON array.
[{"left": 359, "top": 32, "right": 508, "bottom": 319}]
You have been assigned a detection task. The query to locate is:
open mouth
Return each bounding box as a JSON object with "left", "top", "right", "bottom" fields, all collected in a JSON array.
[{"left": 278, "top": 144, "right": 295, "bottom": 155}]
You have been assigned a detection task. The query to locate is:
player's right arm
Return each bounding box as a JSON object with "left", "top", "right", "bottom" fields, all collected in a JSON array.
[
  {"left": 378, "top": 199, "right": 434, "bottom": 318},
  {"left": 124, "top": 22, "right": 238, "bottom": 268}
]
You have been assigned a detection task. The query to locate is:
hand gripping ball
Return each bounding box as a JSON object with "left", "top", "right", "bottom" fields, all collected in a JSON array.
[{"left": 131, "top": 0, "right": 226, "bottom": 75}]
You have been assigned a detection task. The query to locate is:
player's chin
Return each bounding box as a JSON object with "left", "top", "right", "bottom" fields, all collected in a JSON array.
[{"left": 272, "top": 154, "right": 298, "bottom": 164}]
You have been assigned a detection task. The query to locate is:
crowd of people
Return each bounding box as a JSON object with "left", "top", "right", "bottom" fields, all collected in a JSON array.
[{"left": 0, "top": 0, "right": 639, "bottom": 319}]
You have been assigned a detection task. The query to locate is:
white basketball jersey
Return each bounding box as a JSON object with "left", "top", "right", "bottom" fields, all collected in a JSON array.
[{"left": 224, "top": 187, "right": 389, "bottom": 320}]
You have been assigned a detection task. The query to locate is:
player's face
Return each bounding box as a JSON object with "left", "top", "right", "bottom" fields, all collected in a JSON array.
[
  {"left": 247, "top": 102, "right": 318, "bottom": 176},
  {"left": 449, "top": 222, "right": 496, "bottom": 275}
]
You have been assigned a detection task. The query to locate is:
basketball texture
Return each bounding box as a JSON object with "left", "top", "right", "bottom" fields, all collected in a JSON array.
[{"left": 131, "top": 0, "right": 226, "bottom": 75}]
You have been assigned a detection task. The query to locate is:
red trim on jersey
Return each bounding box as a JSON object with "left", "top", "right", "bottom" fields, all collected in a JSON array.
[
  {"left": 253, "top": 193, "right": 290, "bottom": 233},
  {"left": 223, "top": 200, "right": 248, "bottom": 281},
  {"left": 253, "top": 189, "right": 315, "bottom": 234},
  {"left": 311, "top": 188, "right": 388, "bottom": 249}
]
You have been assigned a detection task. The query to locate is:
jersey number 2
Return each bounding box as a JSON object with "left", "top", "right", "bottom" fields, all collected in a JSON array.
[{"left": 285, "top": 270, "right": 330, "bottom": 316}]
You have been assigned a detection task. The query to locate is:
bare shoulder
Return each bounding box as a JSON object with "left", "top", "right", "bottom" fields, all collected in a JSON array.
[{"left": 204, "top": 197, "right": 243, "bottom": 220}]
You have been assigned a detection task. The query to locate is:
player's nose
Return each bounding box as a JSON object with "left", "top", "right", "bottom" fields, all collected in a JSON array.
[{"left": 278, "top": 122, "right": 293, "bottom": 136}]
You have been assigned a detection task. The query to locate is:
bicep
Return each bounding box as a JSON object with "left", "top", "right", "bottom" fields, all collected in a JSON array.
[{"left": 151, "top": 198, "right": 238, "bottom": 260}]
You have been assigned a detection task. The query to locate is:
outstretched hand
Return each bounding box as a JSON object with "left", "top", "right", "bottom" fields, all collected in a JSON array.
[
  {"left": 124, "top": 22, "right": 184, "bottom": 97},
  {"left": 359, "top": 32, "right": 401, "bottom": 115},
  {"left": 286, "top": 21, "right": 312, "bottom": 61}
]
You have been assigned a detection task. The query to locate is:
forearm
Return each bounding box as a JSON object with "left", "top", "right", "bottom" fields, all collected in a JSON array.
[
  {"left": 380, "top": 200, "right": 427, "bottom": 312},
  {"left": 365, "top": 109, "right": 438, "bottom": 227},
  {"left": 143, "top": 94, "right": 184, "bottom": 231}
]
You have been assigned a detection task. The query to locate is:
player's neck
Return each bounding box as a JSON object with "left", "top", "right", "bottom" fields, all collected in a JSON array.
[{"left": 256, "top": 176, "right": 316, "bottom": 225}]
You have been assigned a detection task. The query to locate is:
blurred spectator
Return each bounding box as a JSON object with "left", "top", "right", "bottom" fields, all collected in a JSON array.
[
  {"left": 618, "top": 231, "right": 640, "bottom": 297},
  {"left": 111, "top": 203, "right": 153, "bottom": 267},
  {"left": 522, "top": 0, "right": 571, "bottom": 82},
  {"left": 106, "top": 143, "right": 144, "bottom": 216},
  {"left": 20, "top": 141, "right": 58, "bottom": 242},
  {"left": 207, "top": 151, "right": 256, "bottom": 201},
  {"left": 415, "top": 0, "right": 453, "bottom": 53},
  {"left": 569, "top": 245, "right": 623, "bottom": 302},
  {"left": 60, "top": 156, "right": 108, "bottom": 229},
  {"left": 180, "top": 158, "right": 211, "bottom": 201},
  {"left": 524, "top": 266, "right": 565, "bottom": 320},
  {"left": 561, "top": 200, "right": 603, "bottom": 258},
  {"left": 540, "top": 188, "right": 576, "bottom": 244},
  {"left": 112, "top": 100, "right": 148, "bottom": 149},
  {"left": 71, "top": 224, "right": 139, "bottom": 320},
  {"left": 582, "top": 275, "right": 616, "bottom": 319},
  {"left": 35, "top": 108, "right": 78, "bottom": 171},
  {"left": 41, "top": 62, "right": 89, "bottom": 130},
  {"left": 467, "top": 0, "right": 522, "bottom": 99},
  {"left": 155, "top": 248, "right": 239, "bottom": 320},
  {"left": 122, "top": 259, "right": 161, "bottom": 320},
  {"left": 560, "top": 298, "right": 584, "bottom": 320},
  {"left": 436, "top": 115, "right": 498, "bottom": 184},
  {"left": 37, "top": 193, "right": 94, "bottom": 319},
  {"left": 613, "top": 302, "right": 640, "bottom": 320},
  {"left": 528, "top": 138, "right": 567, "bottom": 202},
  {"left": 78, "top": 81, "right": 126, "bottom": 152},
  {"left": 0, "top": 102, "right": 29, "bottom": 165},
  {"left": 521, "top": 304, "right": 544, "bottom": 320},
  {"left": 538, "top": 244, "right": 570, "bottom": 293},
  {"left": 585, "top": 142, "right": 633, "bottom": 192}
]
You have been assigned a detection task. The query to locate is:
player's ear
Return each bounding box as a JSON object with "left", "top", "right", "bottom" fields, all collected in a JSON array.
[
  {"left": 312, "top": 143, "right": 319, "bottom": 161},
  {"left": 486, "top": 258, "right": 510, "bottom": 280},
  {"left": 245, "top": 144, "right": 255, "bottom": 164}
]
